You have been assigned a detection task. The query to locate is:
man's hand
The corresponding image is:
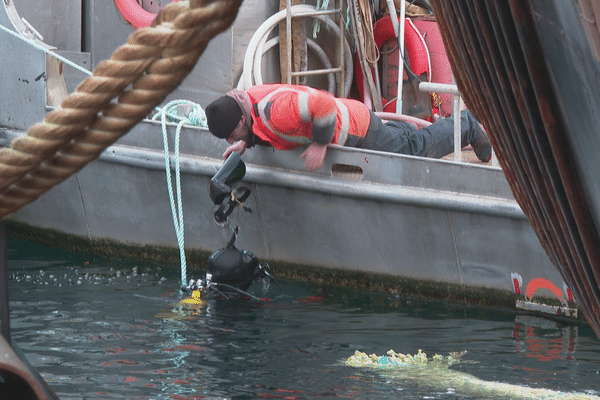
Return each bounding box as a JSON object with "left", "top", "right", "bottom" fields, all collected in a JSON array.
[
  {"left": 223, "top": 140, "right": 247, "bottom": 159},
  {"left": 300, "top": 142, "right": 328, "bottom": 171}
]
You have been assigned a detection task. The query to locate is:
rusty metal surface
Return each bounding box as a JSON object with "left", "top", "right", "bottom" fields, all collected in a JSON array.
[
  {"left": 0, "top": 334, "right": 56, "bottom": 399},
  {"left": 430, "top": 0, "right": 600, "bottom": 338}
]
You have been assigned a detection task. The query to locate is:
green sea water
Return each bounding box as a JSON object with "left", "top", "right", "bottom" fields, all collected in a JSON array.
[{"left": 6, "top": 239, "right": 600, "bottom": 399}]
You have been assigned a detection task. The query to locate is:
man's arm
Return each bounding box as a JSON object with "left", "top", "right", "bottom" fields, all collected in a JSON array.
[
  {"left": 300, "top": 90, "right": 336, "bottom": 170},
  {"left": 268, "top": 89, "right": 337, "bottom": 170},
  {"left": 300, "top": 142, "right": 328, "bottom": 171},
  {"left": 223, "top": 140, "right": 248, "bottom": 159}
]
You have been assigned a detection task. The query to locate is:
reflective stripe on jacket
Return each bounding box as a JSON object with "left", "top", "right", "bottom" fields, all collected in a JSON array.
[{"left": 246, "top": 84, "right": 371, "bottom": 150}]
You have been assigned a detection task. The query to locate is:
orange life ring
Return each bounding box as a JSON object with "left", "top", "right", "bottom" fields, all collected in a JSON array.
[
  {"left": 413, "top": 19, "right": 453, "bottom": 117},
  {"left": 114, "top": 0, "right": 180, "bottom": 29},
  {"left": 356, "top": 16, "right": 430, "bottom": 113}
]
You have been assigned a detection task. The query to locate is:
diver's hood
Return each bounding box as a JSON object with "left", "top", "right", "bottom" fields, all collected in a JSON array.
[{"left": 207, "top": 245, "right": 260, "bottom": 292}]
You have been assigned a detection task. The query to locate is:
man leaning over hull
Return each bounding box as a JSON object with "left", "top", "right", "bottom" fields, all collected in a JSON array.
[{"left": 205, "top": 84, "right": 491, "bottom": 171}]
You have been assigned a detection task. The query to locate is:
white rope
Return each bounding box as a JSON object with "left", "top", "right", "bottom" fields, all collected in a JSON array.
[
  {"left": 0, "top": 23, "right": 92, "bottom": 76},
  {"left": 153, "top": 100, "right": 208, "bottom": 286}
]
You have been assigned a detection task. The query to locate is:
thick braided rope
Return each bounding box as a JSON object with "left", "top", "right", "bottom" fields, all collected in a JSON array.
[{"left": 0, "top": 0, "right": 243, "bottom": 218}]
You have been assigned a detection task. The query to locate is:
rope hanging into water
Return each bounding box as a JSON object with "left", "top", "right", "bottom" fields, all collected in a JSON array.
[
  {"left": 153, "top": 100, "right": 208, "bottom": 286},
  {"left": 0, "top": 0, "right": 243, "bottom": 219}
]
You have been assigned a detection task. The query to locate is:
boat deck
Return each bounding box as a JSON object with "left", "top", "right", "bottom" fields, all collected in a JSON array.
[{"left": 443, "top": 146, "right": 495, "bottom": 166}]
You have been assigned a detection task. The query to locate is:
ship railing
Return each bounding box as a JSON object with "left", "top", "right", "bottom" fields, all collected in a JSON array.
[{"left": 419, "top": 82, "right": 498, "bottom": 166}]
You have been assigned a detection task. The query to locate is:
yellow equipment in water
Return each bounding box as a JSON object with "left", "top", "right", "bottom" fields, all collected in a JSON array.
[{"left": 178, "top": 290, "right": 204, "bottom": 306}]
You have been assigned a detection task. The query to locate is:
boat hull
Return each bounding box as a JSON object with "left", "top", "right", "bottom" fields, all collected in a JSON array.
[
  {"left": 3, "top": 120, "right": 562, "bottom": 304},
  {"left": 0, "top": 0, "right": 567, "bottom": 310}
]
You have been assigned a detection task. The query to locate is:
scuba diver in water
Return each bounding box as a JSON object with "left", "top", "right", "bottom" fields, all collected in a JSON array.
[
  {"left": 184, "top": 227, "right": 275, "bottom": 300},
  {"left": 205, "top": 83, "right": 492, "bottom": 171},
  {"left": 182, "top": 151, "right": 277, "bottom": 300}
]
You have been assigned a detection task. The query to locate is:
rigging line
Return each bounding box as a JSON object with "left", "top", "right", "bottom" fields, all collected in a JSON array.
[
  {"left": 158, "top": 101, "right": 189, "bottom": 287},
  {"left": 1, "top": 20, "right": 170, "bottom": 118},
  {"left": 0, "top": 22, "right": 207, "bottom": 121},
  {"left": 0, "top": 23, "right": 92, "bottom": 76}
]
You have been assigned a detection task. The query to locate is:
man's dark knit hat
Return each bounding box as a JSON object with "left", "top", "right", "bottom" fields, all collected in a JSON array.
[{"left": 205, "top": 96, "right": 243, "bottom": 139}]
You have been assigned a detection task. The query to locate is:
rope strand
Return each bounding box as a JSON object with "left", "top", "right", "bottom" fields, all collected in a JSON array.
[
  {"left": 153, "top": 100, "right": 208, "bottom": 286},
  {"left": 0, "top": 0, "right": 243, "bottom": 218}
]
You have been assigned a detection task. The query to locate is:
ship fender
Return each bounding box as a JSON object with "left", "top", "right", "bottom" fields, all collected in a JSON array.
[
  {"left": 114, "top": 0, "right": 180, "bottom": 29},
  {"left": 356, "top": 16, "right": 431, "bottom": 113}
]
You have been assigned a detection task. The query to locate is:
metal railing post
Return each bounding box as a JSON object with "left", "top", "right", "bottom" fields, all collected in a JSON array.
[
  {"left": 452, "top": 93, "right": 462, "bottom": 162},
  {"left": 419, "top": 82, "right": 464, "bottom": 162}
]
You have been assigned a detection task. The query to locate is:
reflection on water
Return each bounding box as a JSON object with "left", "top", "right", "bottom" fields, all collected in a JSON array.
[{"left": 7, "top": 239, "right": 600, "bottom": 399}]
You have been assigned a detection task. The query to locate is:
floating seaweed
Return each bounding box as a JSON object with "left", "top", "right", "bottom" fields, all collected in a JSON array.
[{"left": 344, "top": 350, "right": 600, "bottom": 400}]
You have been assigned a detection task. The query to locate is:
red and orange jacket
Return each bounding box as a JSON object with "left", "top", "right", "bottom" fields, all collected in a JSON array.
[{"left": 245, "top": 84, "right": 371, "bottom": 150}]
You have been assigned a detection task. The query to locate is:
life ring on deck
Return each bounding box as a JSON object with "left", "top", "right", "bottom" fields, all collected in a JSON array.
[
  {"left": 356, "top": 16, "right": 431, "bottom": 113},
  {"left": 114, "top": 0, "right": 181, "bottom": 29}
]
